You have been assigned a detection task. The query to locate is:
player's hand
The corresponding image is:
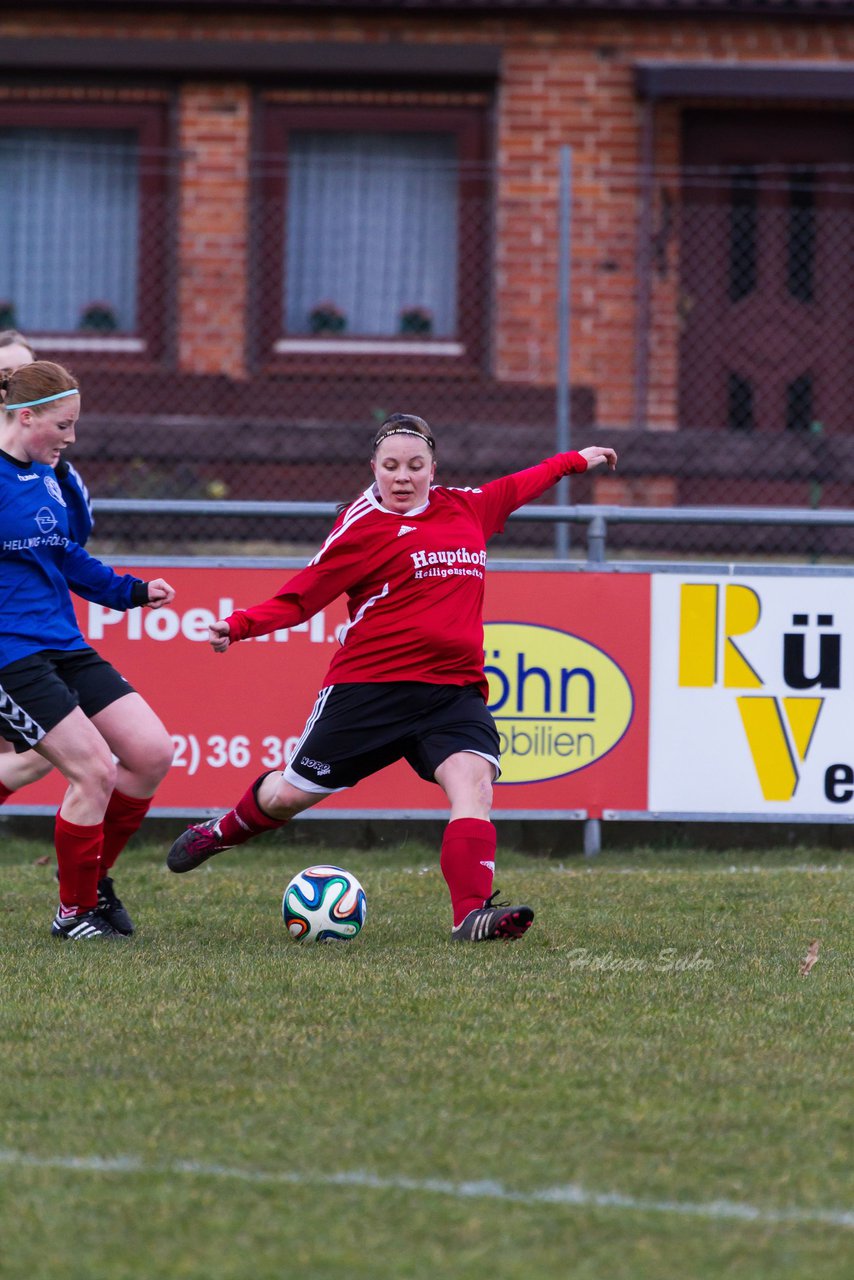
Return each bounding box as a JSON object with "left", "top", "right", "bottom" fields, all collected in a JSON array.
[
  {"left": 579, "top": 445, "right": 617, "bottom": 471},
  {"left": 146, "top": 578, "right": 175, "bottom": 607},
  {"left": 209, "top": 619, "right": 231, "bottom": 653}
]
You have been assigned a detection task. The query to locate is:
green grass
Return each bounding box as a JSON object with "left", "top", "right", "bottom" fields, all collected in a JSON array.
[{"left": 0, "top": 834, "right": 851, "bottom": 1280}]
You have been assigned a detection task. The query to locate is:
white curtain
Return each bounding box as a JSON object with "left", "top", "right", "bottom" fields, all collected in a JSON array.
[
  {"left": 0, "top": 129, "right": 139, "bottom": 332},
  {"left": 285, "top": 132, "right": 459, "bottom": 337}
]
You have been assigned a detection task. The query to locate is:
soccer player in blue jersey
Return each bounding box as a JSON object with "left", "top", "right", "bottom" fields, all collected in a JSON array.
[
  {"left": 0, "top": 360, "right": 175, "bottom": 940},
  {"left": 0, "top": 331, "right": 94, "bottom": 801}
]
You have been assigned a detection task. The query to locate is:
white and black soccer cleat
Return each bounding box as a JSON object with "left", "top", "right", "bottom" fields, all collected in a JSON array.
[{"left": 51, "top": 908, "right": 127, "bottom": 941}]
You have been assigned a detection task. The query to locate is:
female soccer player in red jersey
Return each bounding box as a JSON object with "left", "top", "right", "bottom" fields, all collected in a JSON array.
[
  {"left": 167, "top": 414, "right": 617, "bottom": 941},
  {"left": 0, "top": 361, "right": 176, "bottom": 940}
]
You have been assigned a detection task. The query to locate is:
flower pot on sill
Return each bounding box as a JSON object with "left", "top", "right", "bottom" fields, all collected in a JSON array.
[
  {"left": 399, "top": 308, "right": 434, "bottom": 336},
  {"left": 309, "top": 304, "right": 347, "bottom": 335},
  {"left": 79, "top": 303, "right": 119, "bottom": 334}
]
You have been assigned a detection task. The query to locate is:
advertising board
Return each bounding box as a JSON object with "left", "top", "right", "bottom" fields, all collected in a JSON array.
[
  {"left": 16, "top": 566, "right": 651, "bottom": 817},
  {"left": 649, "top": 574, "right": 854, "bottom": 815}
]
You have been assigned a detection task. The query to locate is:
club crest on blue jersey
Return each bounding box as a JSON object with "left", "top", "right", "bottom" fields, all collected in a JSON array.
[
  {"left": 36, "top": 506, "right": 59, "bottom": 534},
  {"left": 44, "top": 474, "right": 66, "bottom": 505}
]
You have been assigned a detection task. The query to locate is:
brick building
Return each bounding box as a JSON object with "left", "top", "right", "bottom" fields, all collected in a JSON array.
[{"left": 1, "top": 0, "right": 853, "bottom": 519}]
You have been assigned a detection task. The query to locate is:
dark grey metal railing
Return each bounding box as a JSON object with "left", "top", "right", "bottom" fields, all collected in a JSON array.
[{"left": 93, "top": 498, "right": 854, "bottom": 565}]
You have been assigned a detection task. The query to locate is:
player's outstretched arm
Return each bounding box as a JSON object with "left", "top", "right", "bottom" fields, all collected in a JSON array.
[
  {"left": 209, "top": 619, "right": 231, "bottom": 654},
  {"left": 578, "top": 445, "right": 618, "bottom": 471}
]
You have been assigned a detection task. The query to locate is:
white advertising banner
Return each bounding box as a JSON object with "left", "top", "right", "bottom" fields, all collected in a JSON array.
[{"left": 650, "top": 573, "right": 854, "bottom": 816}]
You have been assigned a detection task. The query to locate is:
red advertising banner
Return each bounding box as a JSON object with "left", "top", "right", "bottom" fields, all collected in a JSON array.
[{"left": 16, "top": 566, "right": 650, "bottom": 816}]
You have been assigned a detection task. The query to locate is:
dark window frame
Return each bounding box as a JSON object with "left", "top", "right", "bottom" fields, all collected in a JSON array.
[
  {"left": 254, "top": 101, "right": 491, "bottom": 376},
  {"left": 0, "top": 99, "right": 171, "bottom": 367}
]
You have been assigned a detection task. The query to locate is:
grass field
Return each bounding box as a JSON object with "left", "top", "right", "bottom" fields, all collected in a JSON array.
[{"left": 0, "top": 830, "right": 851, "bottom": 1280}]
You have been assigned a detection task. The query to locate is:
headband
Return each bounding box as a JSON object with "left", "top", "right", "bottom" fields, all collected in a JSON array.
[
  {"left": 5, "top": 388, "right": 80, "bottom": 410},
  {"left": 375, "top": 426, "right": 436, "bottom": 450}
]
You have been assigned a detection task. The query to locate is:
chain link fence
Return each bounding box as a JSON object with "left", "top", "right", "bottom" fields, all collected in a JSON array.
[
  {"left": 627, "top": 161, "right": 854, "bottom": 559},
  {"left": 3, "top": 134, "right": 853, "bottom": 560}
]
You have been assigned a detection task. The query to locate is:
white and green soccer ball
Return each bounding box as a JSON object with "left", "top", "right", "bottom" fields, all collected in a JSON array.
[{"left": 282, "top": 864, "right": 367, "bottom": 942}]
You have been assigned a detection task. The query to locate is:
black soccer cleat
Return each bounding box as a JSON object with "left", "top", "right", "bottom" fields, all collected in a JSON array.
[
  {"left": 97, "top": 876, "right": 135, "bottom": 936},
  {"left": 51, "top": 908, "right": 127, "bottom": 941},
  {"left": 166, "top": 818, "right": 233, "bottom": 874},
  {"left": 451, "top": 891, "right": 534, "bottom": 942}
]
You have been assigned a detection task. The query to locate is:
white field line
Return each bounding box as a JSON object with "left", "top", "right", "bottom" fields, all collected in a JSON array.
[
  {"left": 403, "top": 864, "right": 851, "bottom": 879},
  {"left": 0, "top": 1149, "right": 851, "bottom": 1230},
  {"left": 548, "top": 865, "right": 850, "bottom": 876}
]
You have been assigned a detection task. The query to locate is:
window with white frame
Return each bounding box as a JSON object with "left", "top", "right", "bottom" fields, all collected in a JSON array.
[
  {"left": 284, "top": 131, "right": 459, "bottom": 338},
  {"left": 0, "top": 101, "right": 169, "bottom": 358},
  {"left": 259, "top": 102, "right": 489, "bottom": 362},
  {"left": 0, "top": 129, "right": 139, "bottom": 334}
]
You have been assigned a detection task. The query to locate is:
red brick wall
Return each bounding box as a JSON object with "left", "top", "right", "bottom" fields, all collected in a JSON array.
[
  {"left": 177, "top": 84, "right": 251, "bottom": 377},
  {"left": 2, "top": 9, "right": 853, "bottom": 424}
]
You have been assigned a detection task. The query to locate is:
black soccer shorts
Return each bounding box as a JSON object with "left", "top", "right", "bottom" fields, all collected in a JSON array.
[
  {"left": 283, "top": 681, "right": 501, "bottom": 794},
  {"left": 0, "top": 647, "right": 136, "bottom": 752}
]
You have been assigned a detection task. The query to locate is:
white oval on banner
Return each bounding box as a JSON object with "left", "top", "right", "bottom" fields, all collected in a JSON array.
[{"left": 484, "top": 622, "right": 634, "bottom": 784}]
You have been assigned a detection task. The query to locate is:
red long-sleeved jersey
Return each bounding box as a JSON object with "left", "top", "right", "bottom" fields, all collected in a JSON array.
[{"left": 227, "top": 452, "right": 588, "bottom": 700}]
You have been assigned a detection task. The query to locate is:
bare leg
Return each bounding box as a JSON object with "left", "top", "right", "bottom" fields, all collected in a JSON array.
[
  {"left": 38, "top": 708, "right": 117, "bottom": 825},
  {"left": 0, "top": 738, "right": 54, "bottom": 794},
  {"left": 256, "top": 772, "right": 326, "bottom": 821},
  {"left": 434, "top": 750, "right": 494, "bottom": 819},
  {"left": 91, "top": 693, "right": 174, "bottom": 799}
]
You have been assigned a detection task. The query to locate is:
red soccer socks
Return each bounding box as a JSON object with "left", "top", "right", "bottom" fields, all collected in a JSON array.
[
  {"left": 100, "top": 789, "right": 153, "bottom": 872},
  {"left": 440, "top": 817, "right": 497, "bottom": 927},
  {"left": 215, "top": 772, "right": 287, "bottom": 846},
  {"left": 55, "top": 812, "right": 103, "bottom": 915}
]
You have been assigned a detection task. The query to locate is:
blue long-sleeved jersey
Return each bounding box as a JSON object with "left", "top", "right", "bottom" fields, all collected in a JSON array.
[
  {"left": 56, "top": 459, "right": 94, "bottom": 546},
  {"left": 0, "top": 448, "right": 145, "bottom": 668}
]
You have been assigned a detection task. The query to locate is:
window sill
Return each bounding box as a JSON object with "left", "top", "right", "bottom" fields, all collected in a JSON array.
[
  {"left": 30, "top": 335, "right": 147, "bottom": 354},
  {"left": 274, "top": 337, "right": 465, "bottom": 358}
]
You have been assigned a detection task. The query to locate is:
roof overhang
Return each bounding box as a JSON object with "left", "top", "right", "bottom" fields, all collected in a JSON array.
[
  {"left": 0, "top": 36, "right": 502, "bottom": 80},
  {"left": 636, "top": 61, "right": 854, "bottom": 102}
]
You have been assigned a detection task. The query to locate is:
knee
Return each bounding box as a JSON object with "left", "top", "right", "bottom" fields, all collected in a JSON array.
[
  {"left": 437, "top": 753, "right": 494, "bottom": 819},
  {"left": 86, "top": 754, "right": 118, "bottom": 802},
  {"left": 465, "top": 769, "right": 493, "bottom": 809},
  {"left": 471, "top": 777, "right": 494, "bottom": 817},
  {"left": 149, "top": 730, "right": 176, "bottom": 784},
  {"left": 263, "top": 772, "right": 316, "bottom": 821},
  {"left": 126, "top": 729, "right": 174, "bottom": 790}
]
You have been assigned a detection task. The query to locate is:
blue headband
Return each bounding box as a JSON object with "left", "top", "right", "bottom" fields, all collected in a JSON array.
[{"left": 5, "top": 388, "right": 80, "bottom": 410}]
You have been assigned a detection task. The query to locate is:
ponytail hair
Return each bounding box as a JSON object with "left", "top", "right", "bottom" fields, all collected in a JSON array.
[{"left": 1, "top": 361, "right": 78, "bottom": 413}]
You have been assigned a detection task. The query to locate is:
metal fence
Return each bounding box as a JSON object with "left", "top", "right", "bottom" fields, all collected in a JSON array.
[
  {"left": 3, "top": 134, "right": 854, "bottom": 561},
  {"left": 630, "top": 161, "right": 854, "bottom": 555},
  {"left": 90, "top": 496, "right": 854, "bottom": 569}
]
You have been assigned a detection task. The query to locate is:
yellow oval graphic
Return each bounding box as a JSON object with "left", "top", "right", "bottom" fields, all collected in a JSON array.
[{"left": 484, "top": 622, "right": 634, "bottom": 784}]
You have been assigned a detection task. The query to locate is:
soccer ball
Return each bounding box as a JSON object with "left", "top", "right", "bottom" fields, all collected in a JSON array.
[{"left": 282, "top": 865, "right": 367, "bottom": 942}]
